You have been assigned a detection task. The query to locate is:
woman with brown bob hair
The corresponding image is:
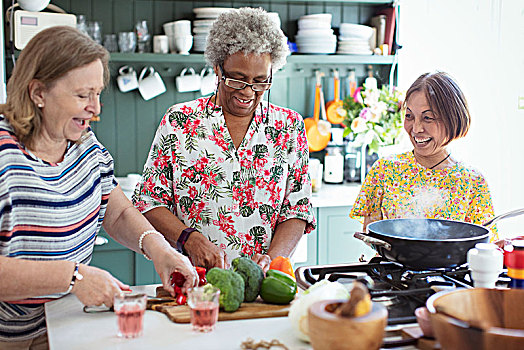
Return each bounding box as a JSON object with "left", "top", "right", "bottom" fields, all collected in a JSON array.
[
  {"left": 0, "top": 26, "right": 198, "bottom": 348},
  {"left": 350, "top": 72, "right": 497, "bottom": 240}
]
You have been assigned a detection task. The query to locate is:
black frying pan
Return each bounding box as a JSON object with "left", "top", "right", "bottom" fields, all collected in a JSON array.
[{"left": 354, "top": 208, "right": 524, "bottom": 269}]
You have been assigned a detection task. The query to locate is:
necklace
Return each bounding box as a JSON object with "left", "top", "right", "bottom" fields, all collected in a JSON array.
[{"left": 429, "top": 153, "right": 451, "bottom": 169}]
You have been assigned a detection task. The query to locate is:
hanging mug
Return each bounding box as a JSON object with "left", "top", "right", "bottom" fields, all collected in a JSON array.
[
  {"left": 200, "top": 67, "right": 217, "bottom": 96},
  {"left": 116, "top": 66, "right": 139, "bottom": 93},
  {"left": 138, "top": 66, "right": 166, "bottom": 101},
  {"left": 176, "top": 67, "right": 201, "bottom": 93}
]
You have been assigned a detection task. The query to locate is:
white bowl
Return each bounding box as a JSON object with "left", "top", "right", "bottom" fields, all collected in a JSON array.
[
  {"left": 299, "top": 13, "right": 332, "bottom": 24},
  {"left": 298, "top": 18, "right": 332, "bottom": 30},
  {"left": 340, "top": 23, "right": 374, "bottom": 40},
  {"left": 296, "top": 28, "right": 334, "bottom": 36}
]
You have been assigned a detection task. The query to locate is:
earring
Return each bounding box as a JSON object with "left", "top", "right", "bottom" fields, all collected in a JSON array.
[{"left": 37, "top": 103, "right": 44, "bottom": 108}]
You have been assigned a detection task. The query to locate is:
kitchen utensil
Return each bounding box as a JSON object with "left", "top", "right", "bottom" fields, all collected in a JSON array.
[
  {"left": 426, "top": 288, "right": 524, "bottom": 350},
  {"left": 308, "top": 299, "right": 387, "bottom": 350},
  {"left": 149, "top": 287, "right": 289, "bottom": 323},
  {"left": 307, "top": 72, "right": 331, "bottom": 152},
  {"left": 325, "top": 69, "right": 345, "bottom": 124},
  {"left": 354, "top": 208, "right": 524, "bottom": 269},
  {"left": 304, "top": 72, "right": 321, "bottom": 133},
  {"left": 176, "top": 67, "right": 201, "bottom": 92}
]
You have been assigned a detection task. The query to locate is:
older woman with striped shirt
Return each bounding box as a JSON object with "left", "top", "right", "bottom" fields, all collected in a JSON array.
[{"left": 0, "top": 26, "right": 198, "bottom": 349}]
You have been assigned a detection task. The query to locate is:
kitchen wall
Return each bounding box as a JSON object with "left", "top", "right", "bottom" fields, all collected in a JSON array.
[
  {"left": 398, "top": 0, "right": 524, "bottom": 237},
  {"left": 25, "top": 0, "right": 394, "bottom": 177}
]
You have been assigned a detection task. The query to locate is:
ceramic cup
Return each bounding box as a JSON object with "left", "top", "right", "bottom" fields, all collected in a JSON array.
[
  {"left": 116, "top": 66, "right": 139, "bottom": 93},
  {"left": 162, "top": 21, "right": 176, "bottom": 36},
  {"left": 138, "top": 66, "right": 166, "bottom": 101},
  {"left": 200, "top": 67, "right": 217, "bottom": 95},
  {"left": 173, "top": 20, "right": 191, "bottom": 37},
  {"left": 153, "top": 35, "right": 169, "bottom": 54},
  {"left": 175, "top": 35, "right": 193, "bottom": 55},
  {"left": 176, "top": 67, "right": 201, "bottom": 93}
]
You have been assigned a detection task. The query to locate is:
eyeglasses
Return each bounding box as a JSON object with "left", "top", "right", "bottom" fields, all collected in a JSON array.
[{"left": 218, "top": 65, "right": 272, "bottom": 92}]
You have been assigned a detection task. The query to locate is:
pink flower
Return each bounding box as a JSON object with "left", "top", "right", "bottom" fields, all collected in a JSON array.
[{"left": 359, "top": 107, "right": 371, "bottom": 121}]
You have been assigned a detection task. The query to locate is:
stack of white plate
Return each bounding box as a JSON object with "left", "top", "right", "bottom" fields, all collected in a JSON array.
[
  {"left": 295, "top": 13, "right": 336, "bottom": 54},
  {"left": 192, "top": 7, "right": 233, "bottom": 52},
  {"left": 337, "top": 23, "right": 374, "bottom": 55}
]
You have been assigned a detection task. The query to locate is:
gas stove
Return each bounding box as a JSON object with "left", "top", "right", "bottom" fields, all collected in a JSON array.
[{"left": 295, "top": 257, "right": 511, "bottom": 325}]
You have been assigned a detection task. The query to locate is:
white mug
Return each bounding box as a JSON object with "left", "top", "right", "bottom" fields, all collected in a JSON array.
[
  {"left": 116, "top": 66, "right": 139, "bottom": 93},
  {"left": 153, "top": 35, "right": 169, "bottom": 54},
  {"left": 175, "top": 35, "right": 193, "bottom": 55},
  {"left": 200, "top": 67, "right": 217, "bottom": 96},
  {"left": 138, "top": 66, "right": 166, "bottom": 101},
  {"left": 176, "top": 67, "right": 201, "bottom": 93}
]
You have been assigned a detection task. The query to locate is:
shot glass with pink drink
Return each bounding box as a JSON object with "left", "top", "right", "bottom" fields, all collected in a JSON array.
[
  {"left": 114, "top": 293, "right": 147, "bottom": 338},
  {"left": 187, "top": 285, "right": 220, "bottom": 332}
]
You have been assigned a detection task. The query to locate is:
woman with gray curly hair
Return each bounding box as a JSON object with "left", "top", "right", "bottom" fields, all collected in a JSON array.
[{"left": 133, "top": 7, "right": 316, "bottom": 272}]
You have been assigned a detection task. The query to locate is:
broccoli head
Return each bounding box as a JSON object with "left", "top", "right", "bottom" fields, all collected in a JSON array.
[
  {"left": 231, "top": 257, "right": 264, "bottom": 302},
  {"left": 206, "top": 267, "right": 245, "bottom": 312}
]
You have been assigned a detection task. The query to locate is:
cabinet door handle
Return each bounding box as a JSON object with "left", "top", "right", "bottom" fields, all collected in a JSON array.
[{"left": 94, "top": 236, "right": 109, "bottom": 246}]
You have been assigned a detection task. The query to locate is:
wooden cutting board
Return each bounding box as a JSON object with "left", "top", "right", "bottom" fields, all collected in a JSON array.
[
  {"left": 148, "top": 287, "right": 290, "bottom": 324},
  {"left": 401, "top": 326, "right": 441, "bottom": 350}
]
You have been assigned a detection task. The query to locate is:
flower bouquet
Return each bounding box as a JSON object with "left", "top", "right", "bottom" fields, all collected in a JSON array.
[{"left": 341, "top": 85, "right": 404, "bottom": 154}]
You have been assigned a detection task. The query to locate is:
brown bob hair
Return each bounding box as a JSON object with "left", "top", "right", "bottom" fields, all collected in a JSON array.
[
  {"left": 0, "top": 26, "right": 110, "bottom": 148},
  {"left": 404, "top": 72, "right": 471, "bottom": 146}
]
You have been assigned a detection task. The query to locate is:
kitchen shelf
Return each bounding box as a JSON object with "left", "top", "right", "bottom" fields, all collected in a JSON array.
[{"left": 109, "top": 52, "right": 395, "bottom": 65}]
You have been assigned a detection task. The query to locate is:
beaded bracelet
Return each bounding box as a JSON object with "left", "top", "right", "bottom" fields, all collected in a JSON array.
[{"left": 138, "top": 230, "right": 164, "bottom": 261}]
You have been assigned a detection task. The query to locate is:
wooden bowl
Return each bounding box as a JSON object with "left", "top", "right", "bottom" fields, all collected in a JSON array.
[
  {"left": 308, "top": 299, "right": 387, "bottom": 350},
  {"left": 427, "top": 288, "right": 524, "bottom": 350}
]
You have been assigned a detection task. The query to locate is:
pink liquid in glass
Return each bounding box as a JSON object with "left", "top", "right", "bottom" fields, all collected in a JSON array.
[
  {"left": 116, "top": 304, "right": 145, "bottom": 338},
  {"left": 190, "top": 301, "right": 219, "bottom": 332}
]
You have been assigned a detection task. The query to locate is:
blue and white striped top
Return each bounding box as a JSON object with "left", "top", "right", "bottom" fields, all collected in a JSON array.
[{"left": 0, "top": 116, "right": 117, "bottom": 341}]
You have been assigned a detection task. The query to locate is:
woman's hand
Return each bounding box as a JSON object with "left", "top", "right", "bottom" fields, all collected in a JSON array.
[
  {"left": 251, "top": 254, "right": 271, "bottom": 273},
  {"left": 184, "top": 232, "right": 228, "bottom": 270},
  {"left": 151, "top": 247, "right": 199, "bottom": 296},
  {"left": 72, "top": 264, "right": 129, "bottom": 308}
]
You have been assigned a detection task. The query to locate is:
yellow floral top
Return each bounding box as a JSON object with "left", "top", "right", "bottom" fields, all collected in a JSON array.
[{"left": 350, "top": 151, "right": 498, "bottom": 241}]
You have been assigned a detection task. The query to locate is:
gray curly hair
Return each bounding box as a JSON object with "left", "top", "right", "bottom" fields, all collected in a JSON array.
[{"left": 205, "top": 7, "right": 289, "bottom": 71}]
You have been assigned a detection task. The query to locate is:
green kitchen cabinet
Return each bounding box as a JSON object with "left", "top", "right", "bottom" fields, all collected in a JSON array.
[
  {"left": 90, "top": 229, "right": 137, "bottom": 285},
  {"left": 91, "top": 229, "right": 162, "bottom": 285},
  {"left": 317, "top": 206, "right": 376, "bottom": 265},
  {"left": 293, "top": 220, "right": 318, "bottom": 268}
]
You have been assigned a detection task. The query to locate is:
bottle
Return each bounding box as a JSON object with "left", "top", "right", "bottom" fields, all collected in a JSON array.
[
  {"left": 348, "top": 69, "right": 357, "bottom": 97},
  {"left": 467, "top": 243, "right": 503, "bottom": 288},
  {"left": 364, "top": 65, "right": 377, "bottom": 91},
  {"left": 323, "top": 146, "right": 344, "bottom": 184},
  {"left": 505, "top": 240, "right": 524, "bottom": 289}
]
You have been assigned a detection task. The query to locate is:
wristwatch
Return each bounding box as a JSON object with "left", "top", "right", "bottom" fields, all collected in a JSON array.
[{"left": 176, "top": 227, "right": 197, "bottom": 255}]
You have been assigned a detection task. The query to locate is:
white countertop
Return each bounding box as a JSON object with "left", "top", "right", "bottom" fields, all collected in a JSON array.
[
  {"left": 310, "top": 183, "right": 361, "bottom": 208},
  {"left": 45, "top": 285, "right": 311, "bottom": 350}
]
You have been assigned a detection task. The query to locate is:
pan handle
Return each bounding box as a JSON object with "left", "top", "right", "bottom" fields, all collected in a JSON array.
[
  {"left": 482, "top": 208, "right": 524, "bottom": 227},
  {"left": 354, "top": 232, "right": 392, "bottom": 251}
]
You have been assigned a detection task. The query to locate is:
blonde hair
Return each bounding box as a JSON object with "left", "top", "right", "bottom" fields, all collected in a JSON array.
[{"left": 0, "top": 26, "right": 109, "bottom": 148}]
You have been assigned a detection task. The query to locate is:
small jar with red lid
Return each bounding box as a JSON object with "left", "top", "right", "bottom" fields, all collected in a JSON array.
[{"left": 505, "top": 240, "right": 524, "bottom": 289}]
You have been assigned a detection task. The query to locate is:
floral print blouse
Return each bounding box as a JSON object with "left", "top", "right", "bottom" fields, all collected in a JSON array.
[
  {"left": 133, "top": 97, "right": 315, "bottom": 260},
  {"left": 350, "top": 151, "right": 498, "bottom": 241}
]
